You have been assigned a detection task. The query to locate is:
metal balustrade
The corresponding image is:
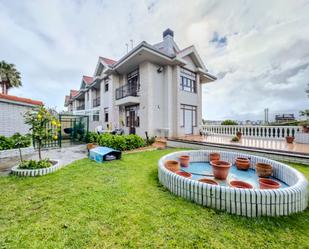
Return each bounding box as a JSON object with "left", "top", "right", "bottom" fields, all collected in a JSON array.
[
  {"left": 115, "top": 83, "right": 139, "bottom": 100},
  {"left": 200, "top": 125, "right": 301, "bottom": 140}
]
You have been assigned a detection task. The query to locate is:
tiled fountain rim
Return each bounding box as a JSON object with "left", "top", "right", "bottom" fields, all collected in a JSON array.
[{"left": 158, "top": 150, "right": 308, "bottom": 216}]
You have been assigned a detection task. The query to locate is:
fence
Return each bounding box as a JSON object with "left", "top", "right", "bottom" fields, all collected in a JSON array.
[{"left": 200, "top": 125, "right": 301, "bottom": 140}]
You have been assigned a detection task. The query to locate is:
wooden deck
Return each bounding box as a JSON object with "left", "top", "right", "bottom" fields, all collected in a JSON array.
[{"left": 170, "top": 135, "right": 309, "bottom": 155}]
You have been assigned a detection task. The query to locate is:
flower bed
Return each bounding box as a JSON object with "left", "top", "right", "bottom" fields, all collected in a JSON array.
[{"left": 11, "top": 160, "right": 60, "bottom": 177}]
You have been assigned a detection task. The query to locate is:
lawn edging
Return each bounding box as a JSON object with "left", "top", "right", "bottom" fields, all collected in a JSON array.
[{"left": 11, "top": 159, "right": 61, "bottom": 176}]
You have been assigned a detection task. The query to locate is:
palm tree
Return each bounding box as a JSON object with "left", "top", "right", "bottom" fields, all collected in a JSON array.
[
  {"left": 299, "top": 110, "right": 309, "bottom": 120},
  {"left": 0, "top": 60, "right": 22, "bottom": 94}
]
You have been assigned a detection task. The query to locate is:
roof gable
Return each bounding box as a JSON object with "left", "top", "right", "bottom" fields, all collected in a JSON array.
[{"left": 177, "top": 46, "right": 207, "bottom": 71}]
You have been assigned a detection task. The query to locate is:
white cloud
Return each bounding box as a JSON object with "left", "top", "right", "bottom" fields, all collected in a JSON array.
[{"left": 0, "top": 0, "right": 308, "bottom": 120}]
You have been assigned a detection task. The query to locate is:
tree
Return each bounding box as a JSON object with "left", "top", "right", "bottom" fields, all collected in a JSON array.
[
  {"left": 299, "top": 110, "right": 309, "bottom": 120},
  {"left": 0, "top": 60, "right": 22, "bottom": 94},
  {"left": 24, "top": 106, "right": 60, "bottom": 160},
  {"left": 221, "top": 120, "right": 238, "bottom": 125}
]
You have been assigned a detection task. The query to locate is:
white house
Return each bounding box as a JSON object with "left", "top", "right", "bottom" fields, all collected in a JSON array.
[{"left": 65, "top": 29, "right": 216, "bottom": 137}]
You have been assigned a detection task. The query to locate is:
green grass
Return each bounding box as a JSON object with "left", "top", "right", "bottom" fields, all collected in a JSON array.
[{"left": 0, "top": 149, "right": 308, "bottom": 249}]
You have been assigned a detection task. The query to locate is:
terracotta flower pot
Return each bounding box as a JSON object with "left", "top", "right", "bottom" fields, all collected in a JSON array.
[
  {"left": 209, "top": 153, "right": 220, "bottom": 162},
  {"left": 236, "top": 132, "right": 242, "bottom": 139},
  {"left": 179, "top": 155, "right": 190, "bottom": 167},
  {"left": 198, "top": 178, "right": 218, "bottom": 185},
  {"left": 259, "top": 178, "right": 281, "bottom": 189},
  {"left": 210, "top": 160, "right": 231, "bottom": 180},
  {"left": 165, "top": 160, "right": 180, "bottom": 172},
  {"left": 229, "top": 180, "right": 253, "bottom": 189},
  {"left": 255, "top": 163, "right": 272, "bottom": 177},
  {"left": 235, "top": 157, "right": 250, "bottom": 170},
  {"left": 175, "top": 171, "right": 192, "bottom": 178},
  {"left": 286, "top": 136, "right": 294, "bottom": 144},
  {"left": 87, "top": 143, "right": 97, "bottom": 151}
]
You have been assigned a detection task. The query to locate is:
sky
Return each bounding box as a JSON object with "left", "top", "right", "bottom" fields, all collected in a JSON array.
[{"left": 0, "top": 0, "right": 309, "bottom": 121}]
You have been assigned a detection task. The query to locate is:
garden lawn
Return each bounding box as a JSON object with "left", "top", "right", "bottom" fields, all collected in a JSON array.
[{"left": 0, "top": 149, "right": 308, "bottom": 249}]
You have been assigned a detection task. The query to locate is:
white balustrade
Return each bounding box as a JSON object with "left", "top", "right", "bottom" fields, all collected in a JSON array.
[{"left": 200, "top": 125, "right": 301, "bottom": 140}]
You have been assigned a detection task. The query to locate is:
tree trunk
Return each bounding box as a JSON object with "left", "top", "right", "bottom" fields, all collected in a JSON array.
[
  {"left": 1, "top": 82, "right": 8, "bottom": 94},
  {"left": 38, "top": 141, "right": 42, "bottom": 160},
  {"left": 18, "top": 147, "right": 23, "bottom": 163}
]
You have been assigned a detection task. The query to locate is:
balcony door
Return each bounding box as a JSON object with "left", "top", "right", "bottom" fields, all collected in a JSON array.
[{"left": 127, "top": 69, "right": 139, "bottom": 95}]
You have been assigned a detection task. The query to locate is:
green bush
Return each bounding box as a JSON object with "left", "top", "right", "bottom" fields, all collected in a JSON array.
[
  {"left": 0, "top": 133, "right": 31, "bottom": 151},
  {"left": 221, "top": 120, "right": 238, "bottom": 125},
  {"left": 97, "top": 133, "right": 145, "bottom": 151},
  {"left": 19, "top": 159, "right": 52, "bottom": 169},
  {"left": 85, "top": 132, "right": 99, "bottom": 143}
]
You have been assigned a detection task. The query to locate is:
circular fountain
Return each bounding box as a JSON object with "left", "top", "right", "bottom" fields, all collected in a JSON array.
[{"left": 158, "top": 150, "right": 308, "bottom": 217}]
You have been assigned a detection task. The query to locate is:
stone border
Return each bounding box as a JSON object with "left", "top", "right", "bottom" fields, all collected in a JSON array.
[
  {"left": 11, "top": 160, "right": 61, "bottom": 177},
  {"left": 158, "top": 150, "right": 308, "bottom": 217},
  {"left": 0, "top": 147, "right": 34, "bottom": 159}
]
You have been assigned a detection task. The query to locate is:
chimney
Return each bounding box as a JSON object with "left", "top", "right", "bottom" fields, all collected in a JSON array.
[{"left": 163, "top": 28, "right": 174, "bottom": 40}]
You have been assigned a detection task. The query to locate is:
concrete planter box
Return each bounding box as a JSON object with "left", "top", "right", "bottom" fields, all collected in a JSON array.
[
  {"left": 11, "top": 160, "right": 61, "bottom": 177},
  {"left": 0, "top": 147, "right": 34, "bottom": 159}
]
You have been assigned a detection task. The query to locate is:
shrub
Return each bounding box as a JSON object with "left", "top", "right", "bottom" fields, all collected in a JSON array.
[
  {"left": 0, "top": 133, "right": 31, "bottom": 151},
  {"left": 231, "top": 136, "right": 240, "bottom": 142},
  {"left": 85, "top": 132, "right": 99, "bottom": 143},
  {"left": 19, "top": 159, "right": 52, "bottom": 169},
  {"left": 97, "top": 133, "right": 145, "bottom": 151}
]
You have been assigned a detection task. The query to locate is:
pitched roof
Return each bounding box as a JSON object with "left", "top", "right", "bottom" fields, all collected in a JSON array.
[
  {"left": 0, "top": 93, "right": 43, "bottom": 106},
  {"left": 70, "top": 90, "right": 78, "bottom": 97},
  {"left": 99, "top": 56, "right": 117, "bottom": 66},
  {"left": 82, "top": 75, "right": 93, "bottom": 85}
]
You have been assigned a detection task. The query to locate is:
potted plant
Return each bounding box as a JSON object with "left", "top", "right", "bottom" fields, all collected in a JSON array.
[
  {"left": 179, "top": 155, "right": 190, "bottom": 167},
  {"left": 11, "top": 106, "right": 61, "bottom": 176},
  {"left": 231, "top": 136, "right": 239, "bottom": 142},
  {"left": 229, "top": 180, "right": 253, "bottom": 189},
  {"left": 236, "top": 131, "right": 242, "bottom": 139},
  {"left": 210, "top": 160, "right": 231, "bottom": 180},
  {"left": 285, "top": 136, "right": 294, "bottom": 143}
]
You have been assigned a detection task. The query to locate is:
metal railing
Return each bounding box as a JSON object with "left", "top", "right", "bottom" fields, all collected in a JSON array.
[
  {"left": 93, "top": 97, "right": 100, "bottom": 107},
  {"left": 76, "top": 104, "right": 85, "bottom": 110},
  {"left": 200, "top": 125, "right": 301, "bottom": 140},
  {"left": 115, "top": 83, "right": 139, "bottom": 100}
]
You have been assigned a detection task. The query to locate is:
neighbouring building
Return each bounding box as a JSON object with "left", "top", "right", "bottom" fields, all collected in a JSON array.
[
  {"left": 0, "top": 93, "right": 43, "bottom": 136},
  {"left": 64, "top": 29, "right": 216, "bottom": 137},
  {"left": 275, "top": 114, "right": 295, "bottom": 123}
]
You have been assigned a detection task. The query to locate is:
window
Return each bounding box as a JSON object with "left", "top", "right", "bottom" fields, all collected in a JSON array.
[
  {"left": 93, "top": 111, "right": 100, "bottom": 121},
  {"left": 180, "top": 68, "right": 197, "bottom": 93},
  {"left": 125, "top": 105, "right": 140, "bottom": 127},
  {"left": 127, "top": 69, "right": 140, "bottom": 91},
  {"left": 104, "top": 108, "right": 109, "bottom": 122},
  {"left": 180, "top": 104, "right": 197, "bottom": 127},
  {"left": 105, "top": 82, "right": 109, "bottom": 92}
]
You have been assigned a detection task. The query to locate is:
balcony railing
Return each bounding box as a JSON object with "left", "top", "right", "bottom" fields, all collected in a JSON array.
[
  {"left": 200, "top": 125, "right": 301, "bottom": 140},
  {"left": 76, "top": 104, "right": 85, "bottom": 110},
  {"left": 93, "top": 97, "right": 100, "bottom": 107},
  {"left": 115, "top": 83, "right": 139, "bottom": 100}
]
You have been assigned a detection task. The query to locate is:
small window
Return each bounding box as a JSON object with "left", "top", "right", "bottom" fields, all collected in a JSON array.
[
  {"left": 105, "top": 83, "right": 109, "bottom": 92},
  {"left": 93, "top": 111, "right": 99, "bottom": 121},
  {"left": 104, "top": 108, "right": 109, "bottom": 122}
]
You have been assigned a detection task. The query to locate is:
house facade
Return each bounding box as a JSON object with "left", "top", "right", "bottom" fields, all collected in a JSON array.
[{"left": 64, "top": 29, "right": 216, "bottom": 137}]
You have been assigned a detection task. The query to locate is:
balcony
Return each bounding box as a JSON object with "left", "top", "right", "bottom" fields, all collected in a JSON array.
[
  {"left": 93, "top": 97, "right": 100, "bottom": 107},
  {"left": 76, "top": 104, "right": 85, "bottom": 110},
  {"left": 115, "top": 83, "right": 140, "bottom": 106}
]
